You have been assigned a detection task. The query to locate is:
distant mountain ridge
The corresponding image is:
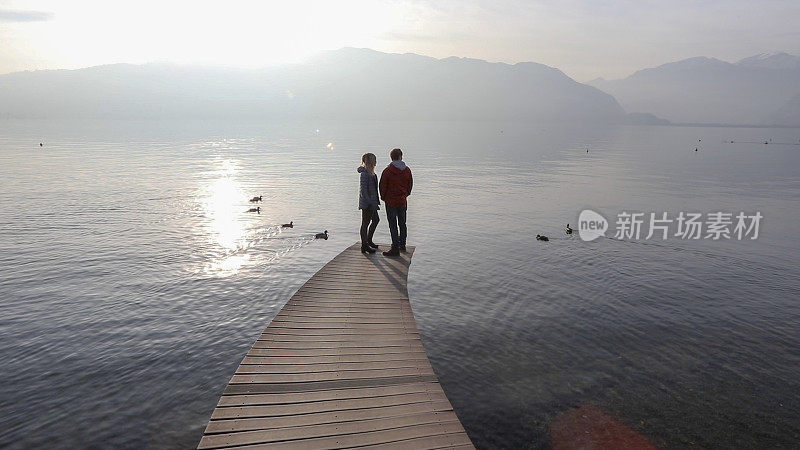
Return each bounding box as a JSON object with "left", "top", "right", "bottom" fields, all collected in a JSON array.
[
  {"left": 737, "top": 52, "right": 800, "bottom": 70},
  {"left": 0, "top": 48, "right": 625, "bottom": 122},
  {"left": 589, "top": 52, "right": 800, "bottom": 125}
]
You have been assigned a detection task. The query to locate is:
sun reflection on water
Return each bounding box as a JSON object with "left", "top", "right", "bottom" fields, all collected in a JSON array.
[{"left": 200, "top": 160, "right": 251, "bottom": 276}]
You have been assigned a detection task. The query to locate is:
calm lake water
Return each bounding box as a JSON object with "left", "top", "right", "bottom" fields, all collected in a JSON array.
[{"left": 0, "top": 119, "right": 798, "bottom": 449}]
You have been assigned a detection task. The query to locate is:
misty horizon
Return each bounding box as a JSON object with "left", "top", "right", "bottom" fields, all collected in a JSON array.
[
  {"left": 1, "top": 46, "right": 798, "bottom": 83},
  {"left": 2, "top": 47, "right": 799, "bottom": 126}
]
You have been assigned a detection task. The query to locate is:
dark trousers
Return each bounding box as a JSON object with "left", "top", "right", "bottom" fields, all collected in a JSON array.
[
  {"left": 386, "top": 206, "right": 407, "bottom": 248},
  {"left": 360, "top": 208, "right": 379, "bottom": 246}
]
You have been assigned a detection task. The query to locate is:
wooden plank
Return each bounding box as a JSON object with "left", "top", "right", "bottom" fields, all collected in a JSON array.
[
  {"left": 199, "top": 243, "right": 472, "bottom": 449},
  {"left": 297, "top": 281, "right": 407, "bottom": 288},
  {"left": 290, "top": 291, "right": 409, "bottom": 297},
  {"left": 268, "top": 322, "right": 416, "bottom": 330},
  {"left": 211, "top": 391, "right": 448, "bottom": 420},
  {"left": 247, "top": 346, "right": 427, "bottom": 356},
  {"left": 216, "top": 383, "right": 443, "bottom": 407},
  {"left": 251, "top": 339, "right": 423, "bottom": 348},
  {"left": 253, "top": 339, "right": 423, "bottom": 348},
  {"left": 251, "top": 340, "right": 424, "bottom": 349},
  {"left": 288, "top": 297, "right": 411, "bottom": 304},
  {"left": 260, "top": 323, "right": 418, "bottom": 332},
  {"left": 235, "top": 360, "right": 433, "bottom": 374},
  {"left": 258, "top": 331, "right": 421, "bottom": 340},
  {"left": 199, "top": 411, "right": 460, "bottom": 449},
  {"left": 288, "top": 291, "right": 410, "bottom": 298},
  {"left": 229, "top": 366, "right": 436, "bottom": 384},
  {"left": 313, "top": 267, "right": 411, "bottom": 276},
  {"left": 282, "top": 304, "right": 413, "bottom": 311},
  {"left": 265, "top": 328, "right": 420, "bottom": 336},
  {"left": 298, "top": 282, "right": 408, "bottom": 291},
  {"left": 278, "top": 306, "right": 415, "bottom": 314},
  {"left": 273, "top": 317, "right": 417, "bottom": 324},
  {"left": 274, "top": 312, "right": 415, "bottom": 320},
  {"left": 222, "top": 374, "right": 442, "bottom": 395},
  {"left": 275, "top": 311, "right": 416, "bottom": 319},
  {"left": 310, "top": 268, "right": 410, "bottom": 276},
  {"left": 316, "top": 265, "right": 412, "bottom": 274},
  {"left": 282, "top": 300, "right": 412, "bottom": 307},
  {"left": 284, "top": 301, "right": 411, "bottom": 308},
  {"left": 359, "top": 432, "right": 474, "bottom": 449},
  {"left": 230, "top": 422, "right": 467, "bottom": 449},
  {"left": 301, "top": 274, "right": 409, "bottom": 283},
  {"left": 277, "top": 309, "right": 414, "bottom": 317},
  {"left": 321, "top": 254, "right": 412, "bottom": 264},
  {"left": 298, "top": 285, "right": 406, "bottom": 292},
  {"left": 289, "top": 291, "right": 410, "bottom": 298},
  {"left": 241, "top": 353, "right": 430, "bottom": 365},
  {"left": 270, "top": 318, "right": 416, "bottom": 326},
  {"left": 206, "top": 401, "right": 455, "bottom": 434},
  {"left": 281, "top": 306, "right": 412, "bottom": 314},
  {"left": 276, "top": 308, "right": 414, "bottom": 316},
  {"left": 284, "top": 303, "right": 411, "bottom": 310},
  {"left": 299, "top": 279, "right": 406, "bottom": 286},
  {"left": 297, "top": 271, "right": 409, "bottom": 279},
  {"left": 285, "top": 298, "right": 410, "bottom": 304},
  {"left": 255, "top": 336, "right": 422, "bottom": 344}
]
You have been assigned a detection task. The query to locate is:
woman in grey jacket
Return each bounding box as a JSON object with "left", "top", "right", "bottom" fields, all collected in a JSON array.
[{"left": 358, "top": 153, "right": 380, "bottom": 253}]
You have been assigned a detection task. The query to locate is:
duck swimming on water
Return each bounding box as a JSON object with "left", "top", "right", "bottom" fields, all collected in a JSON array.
[
  {"left": 247, "top": 207, "right": 261, "bottom": 213},
  {"left": 282, "top": 221, "right": 293, "bottom": 228},
  {"left": 249, "top": 195, "right": 263, "bottom": 202},
  {"left": 565, "top": 224, "right": 573, "bottom": 234},
  {"left": 315, "top": 230, "right": 328, "bottom": 240},
  {"left": 536, "top": 234, "right": 549, "bottom": 241}
]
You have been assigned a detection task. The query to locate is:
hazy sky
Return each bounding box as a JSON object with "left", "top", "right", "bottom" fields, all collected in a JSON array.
[{"left": 1, "top": 0, "right": 799, "bottom": 81}]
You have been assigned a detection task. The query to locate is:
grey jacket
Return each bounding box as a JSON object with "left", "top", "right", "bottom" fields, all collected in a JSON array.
[{"left": 358, "top": 166, "right": 380, "bottom": 210}]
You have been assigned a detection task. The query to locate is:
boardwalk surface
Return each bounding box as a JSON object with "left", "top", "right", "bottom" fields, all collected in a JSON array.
[{"left": 199, "top": 243, "right": 473, "bottom": 449}]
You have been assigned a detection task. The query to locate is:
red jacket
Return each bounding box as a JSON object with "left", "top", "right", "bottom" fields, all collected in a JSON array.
[{"left": 379, "top": 161, "right": 413, "bottom": 207}]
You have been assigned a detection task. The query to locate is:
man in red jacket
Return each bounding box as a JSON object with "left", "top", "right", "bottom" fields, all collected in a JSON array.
[{"left": 379, "top": 148, "right": 413, "bottom": 256}]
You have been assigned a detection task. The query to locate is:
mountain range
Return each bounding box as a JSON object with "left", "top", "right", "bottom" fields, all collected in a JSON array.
[
  {"left": 0, "top": 48, "right": 624, "bottom": 123},
  {"left": 1, "top": 49, "right": 798, "bottom": 126},
  {"left": 589, "top": 52, "right": 800, "bottom": 125}
]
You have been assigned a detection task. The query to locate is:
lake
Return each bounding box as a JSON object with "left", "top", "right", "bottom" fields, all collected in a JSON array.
[{"left": 0, "top": 119, "right": 798, "bottom": 448}]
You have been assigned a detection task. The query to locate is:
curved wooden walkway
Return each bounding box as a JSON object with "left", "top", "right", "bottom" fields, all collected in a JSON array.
[{"left": 199, "top": 243, "right": 473, "bottom": 449}]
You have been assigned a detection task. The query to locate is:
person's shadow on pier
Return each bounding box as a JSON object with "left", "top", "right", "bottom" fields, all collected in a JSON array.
[{"left": 361, "top": 244, "right": 414, "bottom": 295}]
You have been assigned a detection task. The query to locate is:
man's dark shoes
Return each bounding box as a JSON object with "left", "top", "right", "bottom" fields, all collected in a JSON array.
[
  {"left": 361, "top": 245, "right": 376, "bottom": 254},
  {"left": 367, "top": 241, "right": 379, "bottom": 249},
  {"left": 382, "top": 247, "right": 400, "bottom": 257},
  {"left": 400, "top": 245, "right": 406, "bottom": 252}
]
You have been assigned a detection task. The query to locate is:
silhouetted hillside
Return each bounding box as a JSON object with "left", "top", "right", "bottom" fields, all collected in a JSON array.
[
  {"left": 0, "top": 48, "right": 625, "bottom": 122},
  {"left": 589, "top": 53, "right": 800, "bottom": 125}
]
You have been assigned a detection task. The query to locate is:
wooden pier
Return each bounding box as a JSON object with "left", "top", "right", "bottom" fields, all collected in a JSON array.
[{"left": 199, "top": 243, "right": 473, "bottom": 449}]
